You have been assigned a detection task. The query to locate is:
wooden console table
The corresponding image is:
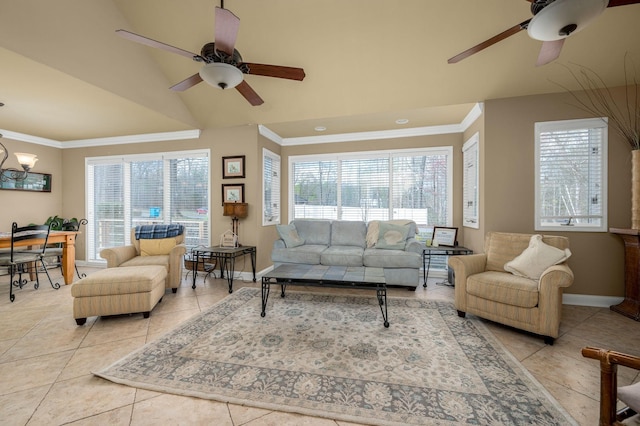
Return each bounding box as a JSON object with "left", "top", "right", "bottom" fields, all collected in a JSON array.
[{"left": 610, "top": 228, "right": 640, "bottom": 321}]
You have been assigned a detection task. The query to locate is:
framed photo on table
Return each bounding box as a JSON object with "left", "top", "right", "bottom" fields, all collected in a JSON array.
[
  {"left": 222, "top": 183, "right": 244, "bottom": 205},
  {"left": 433, "top": 226, "right": 458, "bottom": 247},
  {"left": 222, "top": 155, "right": 245, "bottom": 179}
]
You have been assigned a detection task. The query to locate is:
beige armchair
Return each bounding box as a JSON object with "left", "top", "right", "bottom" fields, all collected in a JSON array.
[
  {"left": 448, "top": 232, "right": 574, "bottom": 344},
  {"left": 100, "top": 227, "right": 187, "bottom": 292}
]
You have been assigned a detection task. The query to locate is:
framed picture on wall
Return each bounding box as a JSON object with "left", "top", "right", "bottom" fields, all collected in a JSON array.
[
  {"left": 222, "top": 155, "right": 245, "bottom": 179},
  {"left": 433, "top": 226, "right": 458, "bottom": 247},
  {"left": 222, "top": 183, "right": 244, "bottom": 205}
]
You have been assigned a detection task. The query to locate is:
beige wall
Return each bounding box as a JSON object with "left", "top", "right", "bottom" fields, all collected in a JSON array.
[
  {"left": 0, "top": 137, "right": 62, "bottom": 226},
  {"left": 483, "top": 89, "right": 631, "bottom": 297}
]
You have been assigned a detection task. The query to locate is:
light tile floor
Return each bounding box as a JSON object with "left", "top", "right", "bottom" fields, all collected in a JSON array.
[{"left": 1, "top": 267, "right": 639, "bottom": 425}]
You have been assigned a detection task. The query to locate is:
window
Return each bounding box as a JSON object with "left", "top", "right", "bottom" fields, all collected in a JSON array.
[
  {"left": 462, "top": 133, "right": 479, "bottom": 229},
  {"left": 86, "top": 150, "right": 210, "bottom": 261},
  {"left": 289, "top": 147, "right": 453, "bottom": 237},
  {"left": 263, "top": 148, "right": 281, "bottom": 226},
  {"left": 535, "top": 118, "right": 607, "bottom": 232}
]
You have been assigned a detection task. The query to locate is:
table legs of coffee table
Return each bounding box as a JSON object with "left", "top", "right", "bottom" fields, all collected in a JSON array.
[
  {"left": 260, "top": 277, "right": 272, "bottom": 317},
  {"left": 377, "top": 287, "right": 389, "bottom": 328}
]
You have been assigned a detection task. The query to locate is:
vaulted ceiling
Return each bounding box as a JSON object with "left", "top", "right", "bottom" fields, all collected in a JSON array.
[{"left": 1, "top": 0, "right": 639, "bottom": 142}]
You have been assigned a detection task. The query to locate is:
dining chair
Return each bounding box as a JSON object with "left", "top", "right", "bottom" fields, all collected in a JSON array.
[
  {"left": 0, "top": 222, "right": 60, "bottom": 302},
  {"left": 42, "top": 218, "right": 87, "bottom": 280}
]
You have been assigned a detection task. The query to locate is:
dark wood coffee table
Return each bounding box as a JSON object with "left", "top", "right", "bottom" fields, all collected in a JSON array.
[{"left": 261, "top": 264, "right": 389, "bottom": 327}]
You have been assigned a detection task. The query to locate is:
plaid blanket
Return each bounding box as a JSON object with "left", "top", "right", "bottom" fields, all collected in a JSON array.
[{"left": 134, "top": 224, "right": 184, "bottom": 240}]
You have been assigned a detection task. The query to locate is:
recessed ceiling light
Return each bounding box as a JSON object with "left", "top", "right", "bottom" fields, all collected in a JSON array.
[
  {"left": 314, "top": 126, "right": 327, "bottom": 132},
  {"left": 395, "top": 118, "right": 409, "bottom": 125}
]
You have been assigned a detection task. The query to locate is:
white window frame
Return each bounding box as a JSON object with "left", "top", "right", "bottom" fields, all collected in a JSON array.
[
  {"left": 535, "top": 117, "right": 608, "bottom": 232},
  {"left": 262, "top": 148, "right": 281, "bottom": 226},
  {"left": 288, "top": 146, "right": 453, "bottom": 227},
  {"left": 462, "top": 132, "right": 479, "bottom": 229},
  {"left": 85, "top": 149, "right": 211, "bottom": 261}
]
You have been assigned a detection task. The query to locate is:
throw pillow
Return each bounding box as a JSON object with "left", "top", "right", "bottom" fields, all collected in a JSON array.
[
  {"left": 504, "top": 234, "right": 571, "bottom": 280},
  {"left": 618, "top": 381, "right": 640, "bottom": 412},
  {"left": 140, "top": 237, "right": 177, "bottom": 256},
  {"left": 276, "top": 224, "right": 305, "bottom": 248},
  {"left": 366, "top": 221, "right": 380, "bottom": 248},
  {"left": 376, "top": 222, "right": 410, "bottom": 250}
]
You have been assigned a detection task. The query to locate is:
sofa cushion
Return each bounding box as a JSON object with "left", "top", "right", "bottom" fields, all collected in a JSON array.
[
  {"left": 363, "top": 248, "right": 421, "bottom": 268},
  {"left": 271, "top": 245, "right": 327, "bottom": 265},
  {"left": 276, "top": 224, "right": 305, "bottom": 248},
  {"left": 140, "top": 237, "right": 177, "bottom": 256},
  {"left": 292, "top": 220, "right": 331, "bottom": 246},
  {"left": 120, "top": 255, "right": 170, "bottom": 269},
  {"left": 331, "top": 221, "right": 366, "bottom": 248},
  {"left": 466, "top": 271, "right": 539, "bottom": 308},
  {"left": 376, "top": 222, "right": 410, "bottom": 250},
  {"left": 504, "top": 234, "right": 571, "bottom": 280},
  {"left": 321, "top": 246, "right": 364, "bottom": 267}
]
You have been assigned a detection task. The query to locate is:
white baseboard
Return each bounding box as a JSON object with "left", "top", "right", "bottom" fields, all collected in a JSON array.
[{"left": 563, "top": 293, "right": 624, "bottom": 308}]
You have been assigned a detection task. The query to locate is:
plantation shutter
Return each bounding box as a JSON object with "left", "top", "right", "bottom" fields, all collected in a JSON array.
[
  {"left": 263, "top": 149, "right": 281, "bottom": 225},
  {"left": 536, "top": 118, "right": 607, "bottom": 231},
  {"left": 462, "top": 134, "right": 479, "bottom": 229}
]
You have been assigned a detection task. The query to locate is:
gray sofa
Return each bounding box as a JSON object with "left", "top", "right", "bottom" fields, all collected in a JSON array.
[{"left": 271, "top": 219, "right": 423, "bottom": 288}]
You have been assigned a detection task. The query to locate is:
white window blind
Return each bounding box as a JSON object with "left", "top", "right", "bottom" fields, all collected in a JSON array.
[
  {"left": 289, "top": 148, "right": 452, "bottom": 232},
  {"left": 86, "top": 150, "right": 210, "bottom": 261},
  {"left": 462, "top": 133, "right": 479, "bottom": 229},
  {"left": 263, "top": 148, "right": 281, "bottom": 226},
  {"left": 535, "top": 118, "right": 607, "bottom": 232}
]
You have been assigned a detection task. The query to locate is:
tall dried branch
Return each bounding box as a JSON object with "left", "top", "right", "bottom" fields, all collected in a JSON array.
[{"left": 553, "top": 54, "right": 640, "bottom": 150}]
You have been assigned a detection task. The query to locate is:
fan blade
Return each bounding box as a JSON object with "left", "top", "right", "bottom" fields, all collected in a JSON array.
[
  {"left": 115, "top": 29, "right": 197, "bottom": 59},
  {"left": 536, "top": 39, "right": 565, "bottom": 66},
  {"left": 215, "top": 6, "right": 240, "bottom": 56},
  {"left": 243, "top": 63, "right": 306, "bottom": 81},
  {"left": 448, "top": 19, "right": 531, "bottom": 64},
  {"left": 235, "top": 81, "right": 264, "bottom": 106},
  {"left": 608, "top": 0, "right": 640, "bottom": 6},
  {"left": 170, "top": 73, "right": 203, "bottom": 91}
]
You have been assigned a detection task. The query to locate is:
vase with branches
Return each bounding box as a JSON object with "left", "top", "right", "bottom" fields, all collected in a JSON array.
[{"left": 556, "top": 55, "right": 640, "bottom": 228}]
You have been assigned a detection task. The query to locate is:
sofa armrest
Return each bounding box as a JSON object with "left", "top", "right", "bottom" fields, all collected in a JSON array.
[
  {"left": 539, "top": 263, "right": 574, "bottom": 291},
  {"left": 100, "top": 245, "right": 137, "bottom": 267},
  {"left": 166, "top": 243, "right": 187, "bottom": 288},
  {"left": 404, "top": 238, "right": 423, "bottom": 254}
]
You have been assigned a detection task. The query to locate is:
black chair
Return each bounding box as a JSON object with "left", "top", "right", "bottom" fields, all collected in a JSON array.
[
  {"left": 0, "top": 222, "right": 60, "bottom": 302},
  {"left": 42, "top": 219, "right": 87, "bottom": 279}
]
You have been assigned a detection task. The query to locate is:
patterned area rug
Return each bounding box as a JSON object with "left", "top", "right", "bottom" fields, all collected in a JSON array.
[{"left": 95, "top": 287, "right": 576, "bottom": 425}]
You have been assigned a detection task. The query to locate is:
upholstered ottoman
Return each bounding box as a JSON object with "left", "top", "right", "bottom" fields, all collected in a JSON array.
[{"left": 71, "top": 265, "right": 167, "bottom": 325}]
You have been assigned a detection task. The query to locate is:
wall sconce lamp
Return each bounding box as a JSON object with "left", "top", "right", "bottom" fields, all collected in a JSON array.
[
  {"left": 0, "top": 134, "right": 38, "bottom": 181},
  {"left": 223, "top": 202, "right": 248, "bottom": 246}
]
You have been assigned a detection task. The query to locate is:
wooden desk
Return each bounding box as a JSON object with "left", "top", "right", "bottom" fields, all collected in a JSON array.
[{"left": 0, "top": 230, "right": 77, "bottom": 285}]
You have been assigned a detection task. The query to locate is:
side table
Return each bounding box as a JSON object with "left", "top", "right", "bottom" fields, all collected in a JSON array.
[
  {"left": 191, "top": 245, "right": 256, "bottom": 293},
  {"left": 423, "top": 245, "right": 473, "bottom": 288},
  {"left": 609, "top": 228, "right": 640, "bottom": 321}
]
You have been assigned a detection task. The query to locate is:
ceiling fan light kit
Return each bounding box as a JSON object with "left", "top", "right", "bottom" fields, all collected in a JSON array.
[
  {"left": 527, "top": 0, "right": 608, "bottom": 41},
  {"left": 199, "top": 62, "right": 243, "bottom": 89}
]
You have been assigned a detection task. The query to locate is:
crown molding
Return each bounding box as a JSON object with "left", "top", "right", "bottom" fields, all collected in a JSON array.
[
  {"left": 0, "top": 129, "right": 61, "bottom": 148},
  {"left": 62, "top": 129, "right": 201, "bottom": 148},
  {"left": 258, "top": 125, "right": 283, "bottom": 145}
]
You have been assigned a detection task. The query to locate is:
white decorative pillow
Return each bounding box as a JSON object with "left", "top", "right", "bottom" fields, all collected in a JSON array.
[
  {"left": 504, "top": 234, "right": 571, "bottom": 280},
  {"left": 276, "top": 224, "right": 305, "bottom": 248},
  {"left": 366, "top": 221, "right": 380, "bottom": 248},
  {"left": 618, "top": 381, "right": 640, "bottom": 412}
]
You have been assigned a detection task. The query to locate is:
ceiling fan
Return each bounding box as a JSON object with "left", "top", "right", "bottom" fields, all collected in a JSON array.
[
  {"left": 448, "top": 0, "right": 640, "bottom": 67},
  {"left": 116, "top": 3, "right": 305, "bottom": 106}
]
